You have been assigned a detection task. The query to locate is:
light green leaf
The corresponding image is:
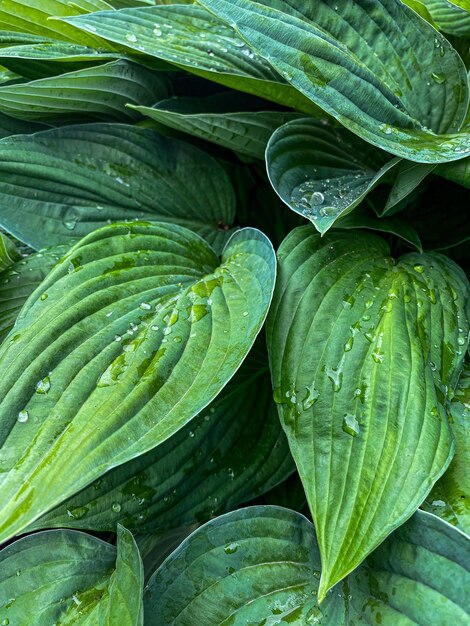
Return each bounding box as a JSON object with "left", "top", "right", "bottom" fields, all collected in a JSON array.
[
  {"left": 0, "top": 525, "right": 143, "bottom": 626},
  {"left": 0, "top": 242, "right": 72, "bottom": 342},
  {"left": 0, "top": 0, "right": 115, "bottom": 46},
  {"left": 198, "top": 0, "right": 470, "bottom": 163},
  {"left": 423, "top": 361, "right": 470, "bottom": 534},
  {"left": 267, "top": 227, "right": 470, "bottom": 599},
  {"left": 266, "top": 117, "right": 398, "bottom": 233},
  {"left": 99, "top": 525, "right": 144, "bottom": 626},
  {"left": 400, "top": 0, "right": 439, "bottom": 25},
  {"left": 0, "top": 222, "right": 276, "bottom": 543},
  {"left": 0, "top": 123, "right": 235, "bottom": 251},
  {"left": 62, "top": 4, "right": 322, "bottom": 115},
  {"left": 417, "top": 0, "right": 470, "bottom": 36},
  {"left": 131, "top": 93, "right": 302, "bottom": 160},
  {"left": 29, "top": 343, "right": 294, "bottom": 533},
  {"left": 0, "top": 60, "right": 168, "bottom": 122},
  {"left": 144, "top": 505, "right": 470, "bottom": 624}
]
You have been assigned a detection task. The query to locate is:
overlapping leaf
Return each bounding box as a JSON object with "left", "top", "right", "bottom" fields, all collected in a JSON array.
[
  {"left": 131, "top": 93, "right": 302, "bottom": 159},
  {"left": 0, "top": 0, "right": 115, "bottom": 46},
  {"left": 199, "top": 0, "right": 470, "bottom": 162},
  {"left": 423, "top": 361, "right": 470, "bottom": 534},
  {"left": 0, "top": 60, "right": 168, "bottom": 121},
  {"left": 266, "top": 117, "right": 398, "bottom": 233},
  {"left": 0, "top": 525, "right": 143, "bottom": 626},
  {"left": 62, "top": 3, "right": 321, "bottom": 114},
  {"left": 0, "top": 233, "right": 19, "bottom": 272},
  {"left": 267, "top": 227, "right": 470, "bottom": 599},
  {"left": 0, "top": 222, "right": 276, "bottom": 543},
  {"left": 0, "top": 241, "right": 72, "bottom": 342},
  {"left": 0, "top": 123, "right": 235, "bottom": 251},
  {"left": 29, "top": 344, "right": 294, "bottom": 533},
  {"left": 413, "top": 0, "right": 470, "bottom": 36},
  {"left": 144, "top": 505, "right": 470, "bottom": 624}
]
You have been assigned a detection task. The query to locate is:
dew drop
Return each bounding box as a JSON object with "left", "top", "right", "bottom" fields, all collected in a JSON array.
[
  {"left": 413, "top": 264, "right": 425, "bottom": 273},
  {"left": 431, "top": 72, "right": 446, "bottom": 84},
  {"left": 306, "top": 605, "right": 323, "bottom": 624},
  {"left": 224, "top": 542, "right": 239, "bottom": 555},
  {"left": 40, "top": 293, "right": 48, "bottom": 301},
  {"left": 112, "top": 502, "right": 122, "bottom": 513},
  {"left": 342, "top": 414, "right": 360, "bottom": 437},
  {"left": 139, "top": 302, "right": 152, "bottom": 310},
  {"left": 310, "top": 191, "right": 324, "bottom": 205},
  {"left": 35, "top": 376, "right": 51, "bottom": 395},
  {"left": 126, "top": 33, "right": 137, "bottom": 43},
  {"left": 242, "top": 311, "right": 249, "bottom": 317},
  {"left": 17, "top": 410, "right": 29, "bottom": 423}
]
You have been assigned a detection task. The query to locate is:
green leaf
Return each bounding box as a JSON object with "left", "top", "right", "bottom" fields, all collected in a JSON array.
[
  {"left": 131, "top": 93, "right": 302, "bottom": 160},
  {"left": 381, "top": 161, "right": 436, "bottom": 215},
  {"left": 266, "top": 117, "right": 398, "bottom": 233},
  {"left": 0, "top": 232, "right": 20, "bottom": 272},
  {"left": 334, "top": 207, "right": 423, "bottom": 252},
  {"left": 99, "top": 525, "right": 144, "bottom": 626},
  {"left": 0, "top": 241, "right": 72, "bottom": 342},
  {"left": 143, "top": 505, "right": 470, "bottom": 624},
  {"left": 136, "top": 525, "right": 198, "bottom": 583},
  {"left": 0, "top": 525, "right": 143, "bottom": 626},
  {"left": 0, "top": 60, "right": 168, "bottom": 122},
  {"left": 416, "top": 0, "right": 470, "bottom": 36},
  {"left": 62, "top": 4, "right": 322, "bottom": 115},
  {"left": 422, "top": 361, "right": 470, "bottom": 534},
  {"left": 0, "top": 123, "right": 235, "bottom": 251},
  {"left": 0, "top": 110, "right": 48, "bottom": 138},
  {"left": 0, "top": 0, "right": 115, "bottom": 46},
  {"left": 400, "top": 0, "right": 440, "bottom": 26},
  {"left": 198, "top": 0, "right": 470, "bottom": 163},
  {"left": 28, "top": 343, "right": 294, "bottom": 533},
  {"left": 437, "top": 155, "right": 470, "bottom": 188},
  {"left": 0, "top": 222, "right": 276, "bottom": 543},
  {"left": 267, "top": 227, "right": 470, "bottom": 599}
]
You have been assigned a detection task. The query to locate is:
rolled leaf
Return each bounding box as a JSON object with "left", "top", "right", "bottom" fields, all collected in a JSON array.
[
  {"left": 0, "top": 123, "right": 235, "bottom": 251},
  {"left": 266, "top": 117, "right": 398, "bottom": 233},
  {"left": 267, "top": 226, "right": 470, "bottom": 599},
  {"left": 0, "top": 222, "right": 276, "bottom": 542},
  {"left": 0, "top": 525, "right": 143, "bottom": 626},
  {"left": 198, "top": 0, "right": 470, "bottom": 163}
]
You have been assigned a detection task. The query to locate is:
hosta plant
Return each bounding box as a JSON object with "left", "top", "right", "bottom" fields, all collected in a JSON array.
[{"left": 0, "top": 1, "right": 469, "bottom": 624}]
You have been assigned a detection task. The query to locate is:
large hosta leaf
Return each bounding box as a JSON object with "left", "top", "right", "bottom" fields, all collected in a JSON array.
[
  {"left": 0, "top": 124, "right": 235, "bottom": 251},
  {"left": 0, "top": 111, "right": 48, "bottom": 138},
  {"left": 423, "top": 361, "right": 470, "bottom": 534},
  {"left": 267, "top": 227, "right": 470, "bottom": 599},
  {"left": 0, "top": 0, "right": 115, "bottom": 46},
  {"left": 198, "top": 0, "right": 470, "bottom": 163},
  {"left": 0, "top": 241, "right": 72, "bottom": 342},
  {"left": 0, "top": 222, "right": 276, "bottom": 542},
  {"left": 0, "top": 60, "right": 168, "bottom": 122},
  {"left": 62, "top": 4, "right": 321, "bottom": 114},
  {"left": 131, "top": 94, "right": 302, "bottom": 159},
  {"left": 29, "top": 344, "right": 294, "bottom": 532},
  {"left": 144, "top": 505, "right": 470, "bottom": 624},
  {"left": 266, "top": 117, "right": 398, "bottom": 233},
  {"left": 0, "top": 525, "right": 143, "bottom": 626}
]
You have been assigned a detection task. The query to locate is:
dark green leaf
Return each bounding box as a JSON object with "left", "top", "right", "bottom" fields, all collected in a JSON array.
[
  {"left": 437, "top": 155, "right": 470, "bottom": 188},
  {"left": 199, "top": 0, "right": 470, "bottom": 162},
  {"left": 266, "top": 117, "right": 398, "bottom": 233},
  {"left": 0, "top": 60, "right": 168, "bottom": 122},
  {"left": 267, "top": 227, "right": 470, "bottom": 598},
  {"left": 29, "top": 344, "right": 294, "bottom": 533},
  {"left": 131, "top": 93, "right": 302, "bottom": 159},
  {"left": 0, "top": 123, "right": 235, "bottom": 251},
  {"left": 144, "top": 505, "right": 470, "bottom": 624},
  {"left": 0, "top": 241, "right": 72, "bottom": 343},
  {"left": 0, "top": 110, "right": 48, "bottom": 138},
  {"left": 382, "top": 161, "right": 436, "bottom": 215},
  {"left": 0, "top": 222, "right": 276, "bottom": 542}
]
